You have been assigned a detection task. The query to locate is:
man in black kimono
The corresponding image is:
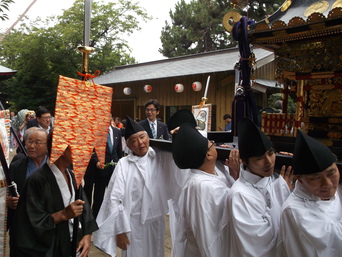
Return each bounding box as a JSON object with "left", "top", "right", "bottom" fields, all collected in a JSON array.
[
  {"left": 12, "top": 139, "right": 98, "bottom": 257},
  {"left": 84, "top": 123, "right": 122, "bottom": 217}
]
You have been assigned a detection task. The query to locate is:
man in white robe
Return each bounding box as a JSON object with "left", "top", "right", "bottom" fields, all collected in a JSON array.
[
  {"left": 277, "top": 130, "right": 342, "bottom": 257},
  {"left": 172, "top": 122, "right": 240, "bottom": 257},
  {"left": 93, "top": 116, "right": 174, "bottom": 257},
  {"left": 228, "top": 118, "right": 293, "bottom": 257}
]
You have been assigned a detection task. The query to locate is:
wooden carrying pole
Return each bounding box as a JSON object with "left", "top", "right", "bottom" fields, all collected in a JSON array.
[{"left": 71, "top": 1, "right": 94, "bottom": 256}]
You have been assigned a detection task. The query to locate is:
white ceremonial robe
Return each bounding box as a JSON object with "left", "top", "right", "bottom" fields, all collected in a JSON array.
[
  {"left": 228, "top": 167, "right": 291, "bottom": 257},
  {"left": 168, "top": 167, "right": 191, "bottom": 257},
  {"left": 276, "top": 182, "right": 342, "bottom": 257},
  {"left": 176, "top": 166, "right": 233, "bottom": 257},
  {"left": 170, "top": 161, "right": 236, "bottom": 257},
  {"left": 93, "top": 147, "right": 174, "bottom": 257}
]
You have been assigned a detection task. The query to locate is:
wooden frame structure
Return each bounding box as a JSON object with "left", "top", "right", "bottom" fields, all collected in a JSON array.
[{"left": 248, "top": 0, "right": 342, "bottom": 159}]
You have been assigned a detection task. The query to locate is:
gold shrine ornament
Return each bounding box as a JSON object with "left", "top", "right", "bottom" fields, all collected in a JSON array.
[
  {"left": 304, "top": 1, "right": 330, "bottom": 17},
  {"left": 332, "top": 0, "right": 342, "bottom": 9},
  {"left": 281, "top": 0, "right": 292, "bottom": 12},
  {"left": 223, "top": 11, "right": 242, "bottom": 33}
]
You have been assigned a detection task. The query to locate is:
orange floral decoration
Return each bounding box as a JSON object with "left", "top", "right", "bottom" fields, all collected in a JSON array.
[{"left": 50, "top": 75, "right": 113, "bottom": 188}]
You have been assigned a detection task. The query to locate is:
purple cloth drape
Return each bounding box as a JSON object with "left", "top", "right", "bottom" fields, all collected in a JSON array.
[{"left": 231, "top": 17, "right": 259, "bottom": 135}]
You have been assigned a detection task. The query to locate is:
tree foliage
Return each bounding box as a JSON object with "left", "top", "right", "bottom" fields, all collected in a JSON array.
[
  {"left": 0, "top": 0, "right": 150, "bottom": 112},
  {"left": 159, "top": 0, "right": 284, "bottom": 58},
  {"left": 231, "top": 0, "right": 284, "bottom": 21},
  {"left": 0, "top": 0, "right": 13, "bottom": 21},
  {"left": 268, "top": 93, "right": 296, "bottom": 114}
]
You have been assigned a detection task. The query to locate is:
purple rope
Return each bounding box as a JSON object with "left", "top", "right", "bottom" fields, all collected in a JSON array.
[{"left": 232, "top": 17, "right": 258, "bottom": 125}]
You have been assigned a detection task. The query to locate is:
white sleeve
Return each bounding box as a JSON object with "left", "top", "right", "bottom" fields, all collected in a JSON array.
[
  {"left": 93, "top": 161, "right": 131, "bottom": 256},
  {"left": 184, "top": 178, "right": 230, "bottom": 257},
  {"left": 277, "top": 205, "right": 342, "bottom": 257},
  {"left": 229, "top": 189, "right": 278, "bottom": 257}
]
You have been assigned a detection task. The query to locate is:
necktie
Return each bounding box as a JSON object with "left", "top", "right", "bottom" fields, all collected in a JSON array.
[{"left": 151, "top": 122, "right": 156, "bottom": 139}]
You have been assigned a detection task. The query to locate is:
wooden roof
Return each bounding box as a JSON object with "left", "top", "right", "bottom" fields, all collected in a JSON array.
[{"left": 94, "top": 47, "right": 274, "bottom": 85}]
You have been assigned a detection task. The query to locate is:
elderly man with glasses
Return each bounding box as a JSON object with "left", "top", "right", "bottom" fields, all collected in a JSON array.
[{"left": 7, "top": 127, "right": 49, "bottom": 257}]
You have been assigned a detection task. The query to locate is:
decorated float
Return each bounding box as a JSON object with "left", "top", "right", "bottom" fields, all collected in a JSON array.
[{"left": 249, "top": 0, "right": 342, "bottom": 159}]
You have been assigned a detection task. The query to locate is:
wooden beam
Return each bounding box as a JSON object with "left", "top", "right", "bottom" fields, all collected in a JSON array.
[{"left": 150, "top": 139, "right": 342, "bottom": 176}]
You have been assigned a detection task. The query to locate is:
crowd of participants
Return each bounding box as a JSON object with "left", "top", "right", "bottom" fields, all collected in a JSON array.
[{"left": 6, "top": 99, "right": 342, "bottom": 257}]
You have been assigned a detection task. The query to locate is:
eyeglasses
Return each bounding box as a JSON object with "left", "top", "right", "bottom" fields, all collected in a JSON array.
[
  {"left": 208, "top": 140, "right": 215, "bottom": 151},
  {"left": 40, "top": 116, "right": 51, "bottom": 120},
  {"left": 26, "top": 140, "right": 47, "bottom": 146},
  {"left": 145, "top": 108, "right": 157, "bottom": 112}
]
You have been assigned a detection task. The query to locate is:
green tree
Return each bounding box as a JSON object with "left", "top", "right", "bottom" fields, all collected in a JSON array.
[
  {"left": 0, "top": 0, "right": 150, "bottom": 112},
  {"left": 268, "top": 93, "right": 296, "bottom": 114},
  {"left": 0, "top": 0, "right": 13, "bottom": 21},
  {"left": 160, "top": 0, "right": 283, "bottom": 58},
  {"left": 231, "top": 0, "right": 284, "bottom": 21}
]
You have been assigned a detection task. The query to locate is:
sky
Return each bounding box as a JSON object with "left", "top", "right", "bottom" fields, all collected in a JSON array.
[{"left": 2, "top": 0, "right": 189, "bottom": 63}]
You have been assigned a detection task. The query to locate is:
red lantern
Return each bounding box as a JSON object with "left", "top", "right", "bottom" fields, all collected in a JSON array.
[
  {"left": 144, "top": 85, "right": 152, "bottom": 93},
  {"left": 192, "top": 81, "right": 202, "bottom": 91},
  {"left": 174, "top": 83, "right": 184, "bottom": 93}
]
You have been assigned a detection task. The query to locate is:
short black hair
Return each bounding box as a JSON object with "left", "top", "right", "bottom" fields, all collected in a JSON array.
[
  {"left": 223, "top": 114, "right": 231, "bottom": 120},
  {"left": 144, "top": 99, "right": 160, "bottom": 111},
  {"left": 241, "top": 147, "right": 275, "bottom": 165},
  {"left": 36, "top": 106, "right": 50, "bottom": 118}
]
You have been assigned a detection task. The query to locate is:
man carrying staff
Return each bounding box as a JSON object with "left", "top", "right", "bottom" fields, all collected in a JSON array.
[
  {"left": 277, "top": 130, "right": 342, "bottom": 257},
  {"left": 11, "top": 135, "right": 98, "bottom": 257}
]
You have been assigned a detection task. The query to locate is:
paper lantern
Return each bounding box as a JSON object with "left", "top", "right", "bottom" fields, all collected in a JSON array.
[
  {"left": 174, "top": 83, "right": 184, "bottom": 93},
  {"left": 144, "top": 85, "right": 152, "bottom": 93},
  {"left": 123, "top": 87, "right": 131, "bottom": 95},
  {"left": 192, "top": 81, "right": 202, "bottom": 91}
]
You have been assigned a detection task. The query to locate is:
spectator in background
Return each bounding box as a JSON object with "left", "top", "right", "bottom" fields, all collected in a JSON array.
[
  {"left": 84, "top": 118, "right": 122, "bottom": 218},
  {"left": 10, "top": 111, "right": 16, "bottom": 151},
  {"left": 27, "top": 106, "right": 53, "bottom": 134},
  {"left": 139, "top": 99, "right": 169, "bottom": 140},
  {"left": 223, "top": 114, "right": 232, "bottom": 131},
  {"left": 120, "top": 118, "right": 129, "bottom": 156},
  {"left": 113, "top": 117, "right": 123, "bottom": 129},
  {"left": 18, "top": 113, "right": 35, "bottom": 140}
]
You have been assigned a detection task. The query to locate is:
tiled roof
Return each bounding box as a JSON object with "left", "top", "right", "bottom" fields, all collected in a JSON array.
[{"left": 94, "top": 47, "right": 273, "bottom": 85}]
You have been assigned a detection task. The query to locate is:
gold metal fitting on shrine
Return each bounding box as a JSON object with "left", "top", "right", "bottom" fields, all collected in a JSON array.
[{"left": 222, "top": 11, "right": 242, "bottom": 33}]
